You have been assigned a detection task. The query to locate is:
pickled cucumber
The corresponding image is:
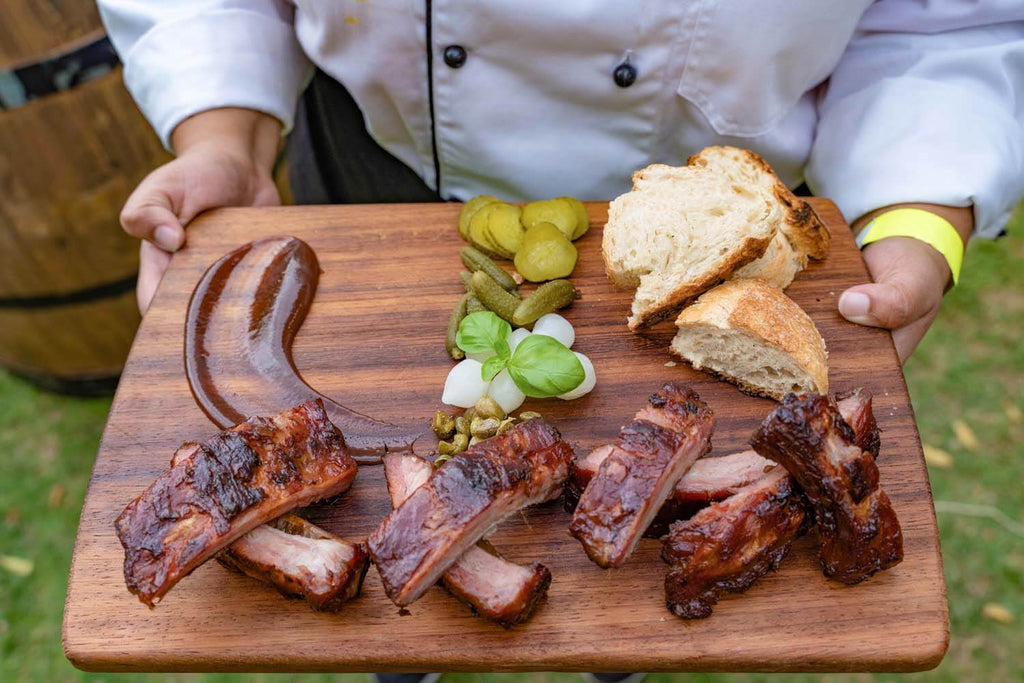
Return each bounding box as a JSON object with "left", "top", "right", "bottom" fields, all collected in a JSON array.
[
  {"left": 445, "top": 293, "right": 469, "bottom": 360},
  {"left": 522, "top": 198, "right": 577, "bottom": 241},
  {"left": 470, "top": 270, "right": 520, "bottom": 322},
  {"left": 458, "top": 195, "right": 500, "bottom": 240},
  {"left": 460, "top": 246, "right": 518, "bottom": 292},
  {"left": 558, "top": 196, "right": 589, "bottom": 240},
  {"left": 514, "top": 222, "right": 578, "bottom": 282},
  {"left": 512, "top": 279, "right": 577, "bottom": 326},
  {"left": 468, "top": 202, "right": 523, "bottom": 259}
]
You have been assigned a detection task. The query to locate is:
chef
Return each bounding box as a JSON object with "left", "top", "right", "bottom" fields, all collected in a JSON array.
[{"left": 99, "top": 0, "right": 1023, "bottom": 362}]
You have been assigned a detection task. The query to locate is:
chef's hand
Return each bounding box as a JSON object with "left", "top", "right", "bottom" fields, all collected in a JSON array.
[
  {"left": 838, "top": 203, "right": 972, "bottom": 364},
  {"left": 121, "top": 108, "right": 283, "bottom": 312}
]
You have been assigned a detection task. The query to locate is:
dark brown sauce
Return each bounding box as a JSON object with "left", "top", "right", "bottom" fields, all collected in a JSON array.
[{"left": 184, "top": 236, "right": 425, "bottom": 462}]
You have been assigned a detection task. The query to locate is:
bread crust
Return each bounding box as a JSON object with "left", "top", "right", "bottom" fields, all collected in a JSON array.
[
  {"left": 673, "top": 278, "right": 829, "bottom": 399},
  {"left": 624, "top": 232, "right": 773, "bottom": 330}
]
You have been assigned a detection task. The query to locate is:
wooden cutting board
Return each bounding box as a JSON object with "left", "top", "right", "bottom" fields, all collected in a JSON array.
[{"left": 63, "top": 201, "right": 948, "bottom": 673}]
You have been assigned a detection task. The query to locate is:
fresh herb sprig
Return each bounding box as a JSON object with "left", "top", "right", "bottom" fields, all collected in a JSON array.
[{"left": 456, "top": 312, "right": 583, "bottom": 397}]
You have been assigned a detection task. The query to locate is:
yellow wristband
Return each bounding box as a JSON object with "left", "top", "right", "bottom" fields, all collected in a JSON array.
[{"left": 856, "top": 208, "right": 965, "bottom": 286}]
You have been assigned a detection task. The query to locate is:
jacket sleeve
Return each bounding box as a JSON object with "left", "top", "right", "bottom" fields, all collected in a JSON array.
[
  {"left": 806, "top": 0, "right": 1024, "bottom": 238},
  {"left": 97, "top": 0, "right": 312, "bottom": 150}
]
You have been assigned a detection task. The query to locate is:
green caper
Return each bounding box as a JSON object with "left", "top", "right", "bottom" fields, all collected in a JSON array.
[
  {"left": 432, "top": 410, "right": 456, "bottom": 439},
  {"left": 470, "top": 417, "right": 500, "bottom": 439},
  {"left": 518, "top": 411, "right": 542, "bottom": 421},
  {"left": 434, "top": 453, "right": 452, "bottom": 466},
  {"left": 454, "top": 415, "right": 470, "bottom": 435},
  {"left": 496, "top": 417, "right": 517, "bottom": 435},
  {"left": 451, "top": 433, "right": 469, "bottom": 453},
  {"left": 472, "top": 395, "right": 506, "bottom": 421},
  {"left": 437, "top": 440, "right": 457, "bottom": 456},
  {"left": 468, "top": 436, "right": 482, "bottom": 447}
]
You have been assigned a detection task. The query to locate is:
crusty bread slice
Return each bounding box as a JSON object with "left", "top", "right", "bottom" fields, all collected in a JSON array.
[
  {"left": 733, "top": 230, "right": 801, "bottom": 289},
  {"left": 603, "top": 163, "right": 776, "bottom": 329},
  {"left": 688, "top": 146, "right": 830, "bottom": 264},
  {"left": 671, "top": 278, "right": 828, "bottom": 400}
]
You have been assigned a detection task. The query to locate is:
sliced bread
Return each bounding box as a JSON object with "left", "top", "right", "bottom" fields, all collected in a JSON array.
[
  {"left": 688, "top": 146, "right": 831, "bottom": 266},
  {"left": 603, "top": 163, "right": 777, "bottom": 329},
  {"left": 671, "top": 277, "right": 828, "bottom": 400}
]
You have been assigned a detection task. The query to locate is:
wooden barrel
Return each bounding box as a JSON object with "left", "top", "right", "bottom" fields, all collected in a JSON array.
[{"left": 0, "top": 3, "right": 171, "bottom": 393}]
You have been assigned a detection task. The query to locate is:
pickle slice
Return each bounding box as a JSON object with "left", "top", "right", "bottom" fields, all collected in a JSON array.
[
  {"left": 458, "top": 195, "right": 500, "bottom": 240},
  {"left": 483, "top": 203, "right": 525, "bottom": 258},
  {"left": 514, "top": 222, "right": 578, "bottom": 282},
  {"left": 522, "top": 198, "right": 577, "bottom": 240},
  {"left": 558, "top": 196, "right": 590, "bottom": 240},
  {"left": 468, "top": 203, "right": 506, "bottom": 256}
]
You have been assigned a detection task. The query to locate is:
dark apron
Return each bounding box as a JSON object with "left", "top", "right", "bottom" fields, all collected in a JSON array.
[{"left": 286, "top": 70, "right": 442, "bottom": 205}]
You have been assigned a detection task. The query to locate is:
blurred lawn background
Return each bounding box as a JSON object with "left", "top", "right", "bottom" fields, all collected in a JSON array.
[{"left": 1, "top": 210, "right": 1020, "bottom": 682}]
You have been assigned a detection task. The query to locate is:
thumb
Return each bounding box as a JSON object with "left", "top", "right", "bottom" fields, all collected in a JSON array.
[
  {"left": 120, "top": 175, "right": 186, "bottom": 253},
  {"left": 838, "top": 281, "right": 922, "bottom": 330},
  {"left": 838, "top": 237, "right": 946, "bottom": 330}
]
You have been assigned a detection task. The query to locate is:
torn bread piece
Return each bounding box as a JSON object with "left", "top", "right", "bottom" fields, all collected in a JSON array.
[
  {"left": 688, "top": 146, "right": 830, "bottom": 272},
  {"left": 671, "top": 278, "right": 828, "bottom": 400},
  {"left": 602, "top": 163, "right": 776, "bottom": 329}
]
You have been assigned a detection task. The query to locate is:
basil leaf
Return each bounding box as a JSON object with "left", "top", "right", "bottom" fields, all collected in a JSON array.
[
  {"left": 507, "top": 334, "right": 584, "bottom": 398},
  {"left": 481, "top": 352, "right": 508, "bottom": 382},
  {"left": 456, "top": 311, "right": 511, "bottom": 355}
]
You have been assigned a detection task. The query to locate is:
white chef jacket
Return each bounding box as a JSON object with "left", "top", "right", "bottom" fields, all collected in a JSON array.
[{"left": 98, "top": 0, "right": 1024, "bottom": 238}]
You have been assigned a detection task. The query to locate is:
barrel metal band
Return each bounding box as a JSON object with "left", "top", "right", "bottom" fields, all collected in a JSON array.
[
  {"left": 0, "top": 35, "right": 119, "bottom": 110},
  {"left": 0, "top": 273, "right": 137, "bottom": 310}
]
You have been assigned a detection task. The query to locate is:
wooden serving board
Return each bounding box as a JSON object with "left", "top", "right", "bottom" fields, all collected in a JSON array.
[{"left": 64, "top": 201, "right": 948, "bottom": 673}]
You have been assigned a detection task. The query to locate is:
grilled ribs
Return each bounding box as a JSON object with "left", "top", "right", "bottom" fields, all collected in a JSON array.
[
  {"left": 383, "top": 454, "right": 551, "bottom": 626},
  {"left": 751, "top": 393, "right": 903, "bottom": 584},
  {"left": 569, "top": 383, "right": 715, "bottom": 567},
  {"left": 115, "top": 399, "right": 357, "bottom": 606},
  {"left": 218, "top": 513, "right": 368, "bottom": 611},
  {"left": 368, "top": 419, "right": 572, "bottom": 606},
  {"left": 662, "top": 468, "right": 807, "bottom": 618},
  {"left": 567, "top": 388, "right": 879, "bottom": 520}
]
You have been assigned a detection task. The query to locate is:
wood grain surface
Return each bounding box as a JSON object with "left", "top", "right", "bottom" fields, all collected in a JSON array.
[{"left": 63, "top": 201, "right": 948, "bottom": 673}]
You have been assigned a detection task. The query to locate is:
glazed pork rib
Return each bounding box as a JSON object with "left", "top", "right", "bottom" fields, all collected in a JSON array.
[
  {"left": 751, "top": 393, "right": 902, "bottom": 584},
  {"left": 368, "top": 419, "right": 572, "bottom": 606},
  {"left": 218, "top": 514, "right": 369, "bottom": 611},
  {"left": 115, "top": 399, "right": 357, "bottom": 606},
  {"left": 569, "top": 383, "right": 715, "bottom": 568},
  {"left": 383, "top": 454, "right": 551, "bottom": 627},
  {"left": 662, "top": 467, "right": 807, "bottom": 619},
  {"left": 567, "top": 388, "right": 878, "bottom": 513}
]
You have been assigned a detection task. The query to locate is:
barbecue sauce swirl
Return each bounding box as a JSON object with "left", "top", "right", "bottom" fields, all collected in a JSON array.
[{"left": 184, "top": 236, "right": 423, "bottom": 462}]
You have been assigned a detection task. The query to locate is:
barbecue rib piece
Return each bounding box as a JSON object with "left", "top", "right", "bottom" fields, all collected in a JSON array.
[
  {"left": 115, "top": 399, "right": 357, "bottom": 606},
  {"left": 218, "top": 514, "right": 369, "bottom": 611},
  {"left": 662, "top": 467, "right": 807, "bottom": 618},
  {"left": 569, "top": 383, "right": 715, "bottom": 568},
  {"left": 751, "top": 393, "right": 902, "bottom": 584},
  {"left": 368, "top": 419, "right": 572, "bottom": 606},
  {"left": 566, "top": 387, "right": 879, "bottom": 515},
  {"left": 836, "top": 387, "right": 880, "bottom": 458},
  {"left": 383, "top": 454, "right": 551, "bottom": 626},
  {"left": 568, "top": 447, "right": 775, "bottom": 512}
]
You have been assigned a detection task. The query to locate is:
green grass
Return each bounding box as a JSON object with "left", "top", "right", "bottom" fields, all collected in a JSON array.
[{"left": 2, "top": 214, "right": 1021, "bottom": 683}]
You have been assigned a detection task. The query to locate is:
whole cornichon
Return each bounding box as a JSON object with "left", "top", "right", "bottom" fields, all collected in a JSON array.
[
  {"left": 470, "top": 270, "right": 521, "bottom": 323},
  {"left": 512, "top": 279, "right": 578, "bottom": 327},
  {"left": 460, "top": 246, "right": 518, "bottom": 292},
  {"left": 445, "top": 293, "right": 470, "bottom": 360}
]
